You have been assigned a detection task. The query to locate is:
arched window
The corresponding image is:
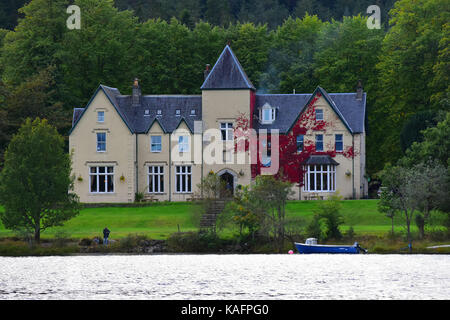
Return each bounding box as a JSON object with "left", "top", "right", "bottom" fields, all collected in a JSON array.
[{"left": 259, "top": 103, "right": 276, "bottom": 124}]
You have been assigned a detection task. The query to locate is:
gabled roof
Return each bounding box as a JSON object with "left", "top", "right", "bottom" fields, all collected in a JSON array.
[
  {"left": 253, "top": 86, "right": 366, "bottom": 134},
  {"left": 70, "top": 86, "right": 202, "bottom": 135},
  {"left": 201, "top": 45, "right": 255, "bottom": 91},
  {"left": 69, "top": 85, "right": 134, "bottom": 135}
]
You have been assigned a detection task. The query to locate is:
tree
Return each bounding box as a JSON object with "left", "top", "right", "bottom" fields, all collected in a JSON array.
[
  {"left": 0, "top": 118, "right": 80, "bottom": 243},
  {"left": 313, "top": 193, "right": 344, "bottom": 240},
  {"left": 371, "top": 0, "right": 449, "bottom": 173},
  {"left": 379, "top": 164, "right": 416, "bottom": 249},
  {"left": 399, "top": 110, "right": 438, "bottom": 153},
  {"left": 401, "top": 112, "right": 450, "bottom": 169},
  {"left": 58, "top": 0, "right": 140, "bottom": 108},
  {"left": 218, "top": 185, "right": 261, "bottom": 240},
  {"left": 259, "top": 14, "right": 323, "bottom": 93},
  {"left": 247, "top": 174, "right": 294, "bottom": 252},
  {"left": 406, "top": 161, "right": 449, "bottom": 239},
  {"left": 1, "top": 0, "right": 69, "bottom": 86},
  {"left": 379, "top": 162, "right": 449, "bottom": 247}
]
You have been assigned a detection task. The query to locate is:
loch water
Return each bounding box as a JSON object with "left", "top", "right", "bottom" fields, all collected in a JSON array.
[{"left": 0, "top": 254, "right": 449, "bottom": 299}]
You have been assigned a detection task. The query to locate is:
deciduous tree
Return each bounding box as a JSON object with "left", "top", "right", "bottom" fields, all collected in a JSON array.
[{"left": 0, "top": 118, "right": 80, "bottom": 243}]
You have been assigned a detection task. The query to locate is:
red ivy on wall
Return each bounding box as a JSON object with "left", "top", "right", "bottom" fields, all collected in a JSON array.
[{"left": 234, "top": 92, "right": 358, "bottom": 187}]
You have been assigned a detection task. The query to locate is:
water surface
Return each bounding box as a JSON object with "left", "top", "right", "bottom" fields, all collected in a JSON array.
[{"left": 0, "top": 254, "right": 448, "bottom": 299}]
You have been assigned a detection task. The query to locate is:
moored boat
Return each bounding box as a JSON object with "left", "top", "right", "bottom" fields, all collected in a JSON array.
[{"left": 294, "top": 238, "right": 367, "bottom": 254}]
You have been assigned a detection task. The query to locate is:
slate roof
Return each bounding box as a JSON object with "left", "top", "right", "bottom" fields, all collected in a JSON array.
[
  {"left": 115, "top": 94, "right": 202, "bottom": 133},
  {"left": 72, "top": 108, "right": 84, "bottom": 126},
  {"left": 201, "top": 45, "right": 255, "bottom": 90},
  {"left": 70, "top": 85, "right": 202, "bottom": 134},
  {"left": 253, "top": 88, "right": 366, "bottom": 134},
  {"left": 70, "top": 46, "right": 365, "bottom": 136},
  {"left": 302, "top": 155, "right": 340, "bottom": 166}
]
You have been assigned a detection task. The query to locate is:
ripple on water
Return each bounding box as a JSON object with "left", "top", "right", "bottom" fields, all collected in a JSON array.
[{"left": 0, "top": 254, "right": 449, "bottom": 299}]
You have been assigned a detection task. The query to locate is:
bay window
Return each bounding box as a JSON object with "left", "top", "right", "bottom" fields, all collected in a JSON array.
[{"left": 303, "top": 165, "right": 336, "bottom": 192}]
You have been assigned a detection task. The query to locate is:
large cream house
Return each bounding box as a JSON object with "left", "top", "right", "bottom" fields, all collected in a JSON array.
[{"left": 69, "top": 45, "right": 368, "bottom": 203}]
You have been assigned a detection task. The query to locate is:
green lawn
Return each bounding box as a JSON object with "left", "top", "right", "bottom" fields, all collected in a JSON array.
[{"left": 0, "top": 199, "right": 418, "bottom": 240}]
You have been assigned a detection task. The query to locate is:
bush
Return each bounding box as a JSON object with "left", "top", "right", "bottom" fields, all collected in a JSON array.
[
  {"left": 119, "top": 233, "right": 149, "bottom": 251},
  {"left": 79, "top": 238, "right": 92, "bottom": 246},
  {"left": 54, "top": 230, "right": 71, "bottom": 247},
  {"left": 345, "top": 226, "right": 355, "bottom": 240},
  {"left": 167, "top": 231, "right": 229, "bottom": 253},
  {"left": 134, "top": 192, "right": 144, "bottom": 203},
  {"left": 314, "top": 194, "right": 344, "bottom": 240}
]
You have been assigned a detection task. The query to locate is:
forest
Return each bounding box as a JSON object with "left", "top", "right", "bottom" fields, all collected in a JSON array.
[{"left": 0, "top": 0, "right": 448, "bottom": 180}]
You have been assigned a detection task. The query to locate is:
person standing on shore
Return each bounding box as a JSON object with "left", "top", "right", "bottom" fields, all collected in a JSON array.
[{"left": 103, "top": 227, "right": 110, "bottom": 245}]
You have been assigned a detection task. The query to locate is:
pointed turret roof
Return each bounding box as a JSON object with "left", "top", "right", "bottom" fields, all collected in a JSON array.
[{"left": 201, "top": 45, "right": 255, "bottom": 90}]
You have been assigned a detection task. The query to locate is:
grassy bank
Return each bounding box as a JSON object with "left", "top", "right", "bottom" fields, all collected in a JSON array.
[
  {"left": 0, "top": 199, "right": 444, "bottom": 239},
  {"left": 0, "top": 200, "right": 449, "bottom": 255}
]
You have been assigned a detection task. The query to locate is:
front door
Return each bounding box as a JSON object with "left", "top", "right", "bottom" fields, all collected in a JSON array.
[{"left": 220, "top": 172, "right": 234, "bottom": 197}]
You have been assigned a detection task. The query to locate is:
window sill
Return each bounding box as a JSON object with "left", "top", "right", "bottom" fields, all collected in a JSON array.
[{"left": 89, "top": 192, "right": 116, "bottom": 195}]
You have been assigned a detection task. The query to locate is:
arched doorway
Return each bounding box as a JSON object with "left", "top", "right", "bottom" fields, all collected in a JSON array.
[{"left": 217, "top": 169, "right": 237, "bottom": 197}]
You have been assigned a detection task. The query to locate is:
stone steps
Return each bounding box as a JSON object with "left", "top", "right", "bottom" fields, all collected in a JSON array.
[{"left": 200, "top": 199, "right": 230, "bottom": 228}]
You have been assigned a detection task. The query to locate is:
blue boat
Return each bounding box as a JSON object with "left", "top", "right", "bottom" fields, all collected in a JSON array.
[{"left": 294, "top": 238, "right": 367, "bottom": 254}]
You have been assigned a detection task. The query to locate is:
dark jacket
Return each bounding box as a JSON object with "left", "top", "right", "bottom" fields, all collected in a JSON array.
[{"left": 103, "top": 228, "right": 110, "bottom": 238}]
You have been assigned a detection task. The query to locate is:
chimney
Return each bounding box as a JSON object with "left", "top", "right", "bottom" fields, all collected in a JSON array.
[
  {"left": 356, "top": 79, "right": 363, "bottom": 100},
  {"left": 204, "top": 64, "right": 211, "bottom": 80},
  {"left": 132, "top": 78, "right": 141, "bottom": 107}
]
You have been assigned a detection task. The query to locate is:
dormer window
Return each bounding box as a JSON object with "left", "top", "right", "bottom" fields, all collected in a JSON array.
[
  {"left": 156, "top": 109, "right": 162, "bottom": 116},
  {"left": 260, "top": 103, "right": 275, "bottom": 124},
  {"left": 175, "top": 109, "right": 181, "bottom": 116},
  {"left": 144, "top": 109, "right": 150, "bottom": 116},
  {"left": 190, "top": 109, "right": 196, "bottom": 116}
]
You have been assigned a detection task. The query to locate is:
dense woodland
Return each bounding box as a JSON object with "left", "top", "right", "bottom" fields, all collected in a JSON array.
[{"left": 0, "top": 0, "right": 448, "bottom": 181}]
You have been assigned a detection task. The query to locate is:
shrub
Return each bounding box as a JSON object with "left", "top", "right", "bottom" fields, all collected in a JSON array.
[
  {"left": 119, "top": 233, "right": 149, "bottom": 251},
  {"left": 54, "top": 230, "right": 71, "bottom": 247},
  {"left": 79, "top": 238, "right": 92, "bottom": 246},
  {"left": 134, "top": 192, "right": 144, "bottom": 203},
  {"left": 167, "top": 231, "right": 228, "bottom": 253},
  {"left": 345, "top": 226, "right": 355, "bottom": 240}
]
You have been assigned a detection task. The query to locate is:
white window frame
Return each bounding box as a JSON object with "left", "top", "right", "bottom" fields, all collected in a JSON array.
[
  {"left": 178, "top": 135, "right": 189, "bottom": 152},
  {"left": 89, "top": 166, "right": 114, "bottom": 193},
  {"left": 96, "top": 132, "right": 106, "bottom": 152},
  {"left": 175, "top": 109, "right": 181, "bottom": 116},
  {"left": 260, "top": 103, "right": 275, "bottom": 124},
  {"left": 148, "top": 166, "right": 164, "bottom": 193},
  {"left": 315, "top": 134, "right": 323, "bottom": 151},
  {"left": 220, "top": 122, "right": 233, "bottom": 141},
  {"left": 157, "top": 109, "right": 162, "bottom": 116},
  {"left": 190, "top": 109, "right": 196, "bottom": 116},
  {"left": 151, "top": 135, "right": 162, "bottom": 152},
  {"left": 335, "top": 134, "right": 343, "bottom": 152},
  {"left": 97, "top": 111, "right": 105, "bottom": 123},
  {"left": 303, "top": 165, "right": 336, "bottom": 192},
  {"left": 175, "top": 165, "right": 192, "bottom": 193}
]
